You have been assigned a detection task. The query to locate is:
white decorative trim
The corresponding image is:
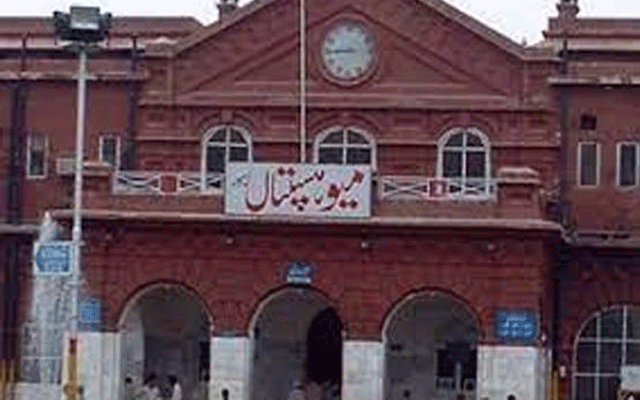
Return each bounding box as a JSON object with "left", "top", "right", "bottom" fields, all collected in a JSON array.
[
  {"left": 572, "top": 305, "right": 640, "bottom": 400},
  {"left": 26, "top": 133, "right": 48, "bottom": 179},
  {"left": 577, "top": 141, "right": 600, "bottom": 188},
  {"left": 201, "top": 125, "right": 253, "bottom": 180},
  {"left": 436, "top": 127, "right": 492, "bottom": 197},
  {"left": 616, "top": 142, "right": 639, "bottom": 188},
  {"left": 313, "top": 125, "right": 377, "bottom": 171},
  {"left": 99, "top": 134, "right": 121, "bottom": 170}
]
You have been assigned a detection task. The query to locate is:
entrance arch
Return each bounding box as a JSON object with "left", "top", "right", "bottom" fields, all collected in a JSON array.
[
  {"left": 249, "top": 287, "right": 343, "bottom": 400},
  {"left": 383, "top": 291, "right": 480, "bottom": 400},
  {"left": 119, "top": 284, "right": 211, "bottom": 400}
]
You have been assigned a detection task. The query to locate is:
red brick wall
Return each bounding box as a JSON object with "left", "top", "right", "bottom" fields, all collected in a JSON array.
[
  {"left": 557, "top": 248, "right": 640, "bottom": 400},
  {"left": 80, "top": 218, "right": 554, "bottom": 342},
  {"left": 3, "top": 81, "right": 132, "bottom": 223},
  {"left": 567, "top": 86, "right": 640, "bottom": 231},
  {"left": 135, "top": 107, "right": 558, "bottom": 181}
]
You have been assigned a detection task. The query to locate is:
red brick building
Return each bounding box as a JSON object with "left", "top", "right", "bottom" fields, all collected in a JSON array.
[{"left": 0, "top": 0, "right": 639, "bottom": 400}]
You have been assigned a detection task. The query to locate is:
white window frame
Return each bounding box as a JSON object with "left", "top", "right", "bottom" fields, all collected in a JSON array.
[
  {"left": 200, "top": 124, "right": 253, "bottom": 176},
  {"left": 577, "top": 142, "right": 601, "bottom": 188},
  {"left": 572, "top": 305, "right": 640, "bottom": 400},
  {"left": 99, "top": 134, "right": 121, "bottom": 170},
  {"left": 436, "top": 127, "right": 491, "bottom": 196},
  {"left": 26, "top": 133, "right": 48, "bottom": 179},
  {"left": 313, "top": 126, "right": 377, "bottom": 171},
  {"left": 616, "top": 142, "right": 640, "bottom": 189}
]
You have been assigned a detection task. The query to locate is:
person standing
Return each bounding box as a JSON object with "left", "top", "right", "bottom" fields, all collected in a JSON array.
[
  {"left": 192, "top": 371, "right": 209, "bottom": 400},
  {"left": 124, "top": 377, "right": 135, "bottom": 400},
  {"left": 142, "top": 374, "right": 161, "bottom": 400},
  {"left": 287, "top": 379, "right": 306, "bottom": 400},
  {"left": 169, "top": 375, "right": 182, "bottom": 400}
]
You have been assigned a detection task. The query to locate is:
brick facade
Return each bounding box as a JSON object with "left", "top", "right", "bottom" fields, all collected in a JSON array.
[
  {"left": 1, "top": 1, "right": 640, "bottom": 399},
  {"left": 76, "top": 218, "right": 555, "bottom": 342}
]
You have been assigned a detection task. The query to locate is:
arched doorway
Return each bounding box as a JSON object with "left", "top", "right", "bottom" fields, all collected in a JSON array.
[
  {"left": 250, "top": 287, "right": 343, "bottom": 400},
  {"left": 119, "top": 285, "right": 211, "bottom": 400},
  {"left": 383, "top": 292, "right": 479, "bottom": 400},
  {"left": 573, "top": 305, "right": 640, "bottom": 400}
]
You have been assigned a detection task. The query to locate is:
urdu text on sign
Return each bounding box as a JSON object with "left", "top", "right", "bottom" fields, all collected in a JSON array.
[
  {"left": 33, "top": 240, "right": 74, "bottom": 276},
  {"left": 494, "top": 309, "right": 538, "bottom": 344},
  {"left": 225, "top": 162, "right": 372, "bottom": 217}
]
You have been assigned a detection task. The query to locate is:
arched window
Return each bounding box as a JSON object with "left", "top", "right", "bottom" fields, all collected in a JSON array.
[
  {"left": 573, "top": 305, "right": 640, "bottom": 400},
  {"left": 314, "top": 126, "right": 376, "bottom": 169},
  {"left": 437, "top": 127, "right": 491, "bottom": 197},
  {"left": 202, "top": 125, "right": 252, "bottom": 174}
]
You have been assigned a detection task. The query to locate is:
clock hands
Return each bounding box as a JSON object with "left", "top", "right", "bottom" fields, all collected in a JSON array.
[{"left": 326, "top": 48, "right": 357, "bottom": 54}]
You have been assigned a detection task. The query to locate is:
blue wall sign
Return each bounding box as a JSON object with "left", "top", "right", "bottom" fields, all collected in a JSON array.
[
  {"left": 79, "top": 297, "right": 102, "bottom": 331},
  {"left": 286, "top": 261, "right": 314, "bottom": 285},
  {"left": 494, "top": 309, "right": 538, "bottom": 343},
  {"left": 33, "top": 241, "right": 74, "bottom": 276},
  {"left": 80, "top": 298, "right": 101, "bottom": 323}
]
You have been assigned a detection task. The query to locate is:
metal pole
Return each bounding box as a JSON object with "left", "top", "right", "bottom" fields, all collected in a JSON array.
[
  {"left": 66, "top": 44, "right": 87, "bottom": 400},
  {"left": 299, "top": 0, "right": 306, "bottom": 163}
]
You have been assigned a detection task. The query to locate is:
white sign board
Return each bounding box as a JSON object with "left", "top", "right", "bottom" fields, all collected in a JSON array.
[
  {"left": 225, "top": 162, "right": 371, "bottom": 217},
  {"left": 621, "top": 366, "right": 640, "bottom": 391},
  {"left": 33, "top": 240, "right": 74, "bottom": 276}
]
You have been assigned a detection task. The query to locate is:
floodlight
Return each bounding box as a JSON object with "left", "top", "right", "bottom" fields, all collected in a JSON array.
[{"left": 69, "top": 6, "right": 101, "bottom": 31}]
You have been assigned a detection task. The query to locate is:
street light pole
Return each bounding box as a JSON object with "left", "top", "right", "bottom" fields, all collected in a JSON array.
[
  {"left": 68, "top": 44, "right": 87, "bottom": 400},
  {"left": 52, "top": 8, "right": 111, "bottom": 400},
  {"left": 299, "top": 0, "right": 306, "bottom": 163}
]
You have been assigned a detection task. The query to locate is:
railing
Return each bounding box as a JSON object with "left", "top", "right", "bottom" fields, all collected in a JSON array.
[
  {"left": 435, "top": 377, "right": 476, "bottom": 393},
  {"left": 113, "top": 171, "right": 224, "bottom": 195},
  {"left": 378, "top": 176, "right": 496, "bottom": 201},
  {"left": 113, "top": 171, "right": 495, "bottom": 201}
]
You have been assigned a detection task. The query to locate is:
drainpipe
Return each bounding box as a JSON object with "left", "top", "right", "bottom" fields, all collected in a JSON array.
[
  {"left": 123, "top": 35, "right": 139, "bottom": 171},
  {"left": 2, "top": 34, "right": 27, "bottom": 398},
  {"left": 552, "top": 33, "right": 571, "bottom": 400}
]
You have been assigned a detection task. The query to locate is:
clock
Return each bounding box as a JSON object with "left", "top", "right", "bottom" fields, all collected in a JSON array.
[{"left": 321, "top": 21, "right": 375, "bottom": 81}]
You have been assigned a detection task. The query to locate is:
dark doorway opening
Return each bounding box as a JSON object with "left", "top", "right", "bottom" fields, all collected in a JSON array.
[{"left": 250, "top": 289, "right": 343, "bottom": 400}]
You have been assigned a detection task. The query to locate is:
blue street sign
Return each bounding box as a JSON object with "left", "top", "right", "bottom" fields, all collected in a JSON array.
[
  {"left": 33, "top": 241, "right": 74, "bottom": 276},
  {"left": 79, "top": 297, "right": 102, "bottom": 331},
  {"left": 494, "top": 309, "right": 538, "bottom": 344},
  {"left": 80, "top": 298, "right": 101, "bottom": 324},
  {"left": 286, "top": 261, "right": 314, "bottom": 285}
]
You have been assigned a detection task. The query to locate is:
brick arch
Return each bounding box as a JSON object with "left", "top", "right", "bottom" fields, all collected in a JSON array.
[
  {"left": 192, "top": 111, "right": 222, "bottom": 135},
  {"left": 431, "top": 115, "right": 498, "bottom": 142},
  {"left": 308, "top": 111, "right": 385, "bottom": 142},
  {"left": 562, "top": 270, "right": 637, "bottom": 350},
  {"left": 569, "top": 304, "right": 640, "bottom": 400},
  {"left": 193, "top": 110, "right": 260, "bottom": 139},
  {"left": 115, "top": 280, "right": 214, "bottom": 331},
  {"left": 245, "top": 284, "right": 345, "bottom": 336},
  {"left": 380, "top": 287, "right": 483, "bottom": 342}
]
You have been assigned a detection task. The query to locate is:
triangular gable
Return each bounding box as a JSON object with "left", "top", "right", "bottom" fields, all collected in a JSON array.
[
  {"left": 170, "top": 0, "right": 545, "bottom": 60},
  {"left": 175, "top": 4, "right": 512, "bottom": 97},
  {"left": 154, "top": 0, "right": 558, "bottom": 101}
]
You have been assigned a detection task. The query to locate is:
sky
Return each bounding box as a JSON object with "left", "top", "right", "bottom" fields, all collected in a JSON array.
[{"left": 1, "top": 0, "right": 639, "bottom": 44}]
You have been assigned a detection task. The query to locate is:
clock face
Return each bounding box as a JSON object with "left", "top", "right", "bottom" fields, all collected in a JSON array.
[{"left": 322, "top": 21, "right": 375, "bottom": 81}]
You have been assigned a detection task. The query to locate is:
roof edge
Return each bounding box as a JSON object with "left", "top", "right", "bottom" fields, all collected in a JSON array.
[
  {"left": 49, "top": 208, "right": 562, "bottom": 233},
  {"left": 168, "top": 0, "right": 556, "bottom": 61}
]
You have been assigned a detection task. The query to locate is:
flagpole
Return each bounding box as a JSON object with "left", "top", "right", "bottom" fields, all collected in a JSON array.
[{"left": 299, "top": 0, "right": 306, "bottom": 163}]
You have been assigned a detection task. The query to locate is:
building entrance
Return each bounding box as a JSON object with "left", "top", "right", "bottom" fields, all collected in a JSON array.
[
  {"left": 250, "top": 288, "right": 342, "bottom": 400},
  {"left": 384, "top": 292, "right": 479, "bottom": 400},
  {"left": 119, "top": 285, "right": 210, "bottom": 400}
]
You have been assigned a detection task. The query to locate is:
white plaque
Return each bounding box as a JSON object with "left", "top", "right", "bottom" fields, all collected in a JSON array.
[
  {"left": 621, "top": 366, "right": 640, "bottom": 391},
  {"left": 225, "top": 163, "right": 371, "bottom": 217}
]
